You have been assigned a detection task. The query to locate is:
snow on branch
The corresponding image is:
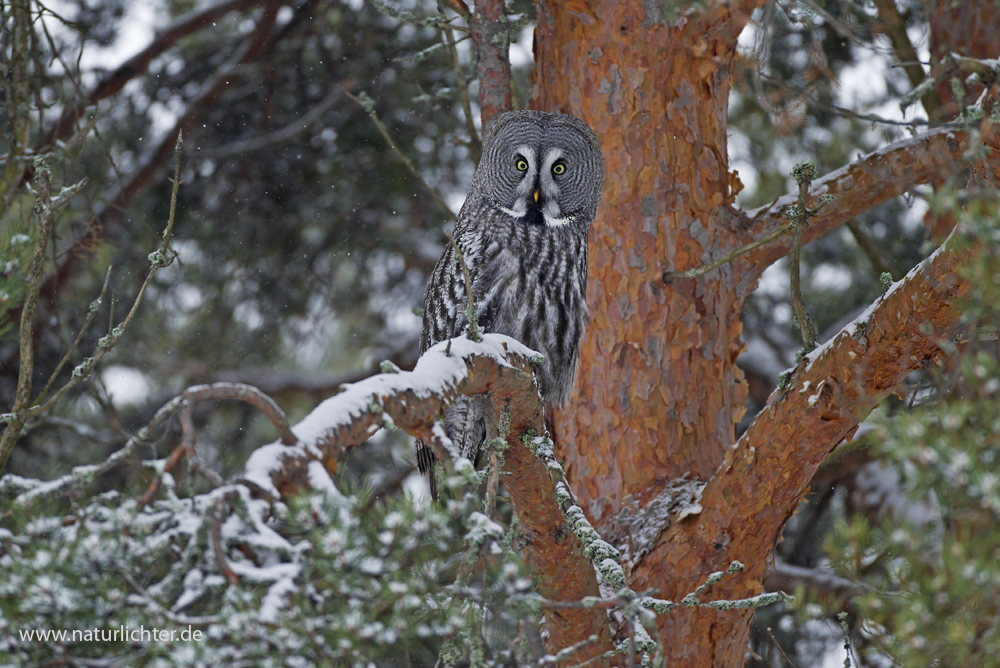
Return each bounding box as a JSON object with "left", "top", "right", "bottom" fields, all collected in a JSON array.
[
  {"left": 737, "top": 127, "right": 978, "bottom": 284},
  {"left": 702, "top": 230, "right": 972, "bottom": 573},
  {"left": 237, "top": 332, "right": 617, "bottom": 658},
  {"left": 241, "top": 334, "right": 540, "bottom": 497}
]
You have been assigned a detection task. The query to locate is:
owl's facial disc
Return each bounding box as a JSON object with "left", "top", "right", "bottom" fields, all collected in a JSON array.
[{"left": 496, "top": 146, "right": 573, "bottom": 227}]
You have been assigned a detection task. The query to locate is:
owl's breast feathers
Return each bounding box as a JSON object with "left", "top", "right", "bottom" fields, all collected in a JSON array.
[{"left": 429, "top": 204, "right": 589, "bottom": 406}]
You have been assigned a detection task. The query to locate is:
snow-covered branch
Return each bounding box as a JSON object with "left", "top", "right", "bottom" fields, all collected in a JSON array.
[
  {"left": 670, "top": 231, "right": 968, "bottom": 581},
  {"left": 241, "top": 334, "right": 539, "bottom": 497},
  {"left": 737, "top": 126, "right": 977, "bottom": 287},
  {"left": 240, "top": 333, "right": 614, "bottom": 657},
  {"left": 618, "top": 229, "right": 972, "bottom": 663}
]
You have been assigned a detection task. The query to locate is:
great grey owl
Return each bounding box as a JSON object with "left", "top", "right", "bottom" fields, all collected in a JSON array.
[{"left": 415, "top": 110, "right": 604, "bottom": 497}]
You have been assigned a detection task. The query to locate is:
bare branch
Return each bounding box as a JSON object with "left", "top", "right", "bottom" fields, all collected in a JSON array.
[
  {"left": 446, "top": 228, "right": 482, "bottom": 341},
  {"left": 212, "top": 495, "right": 239, "bottom": 585},
  {"left": 623, "top": 226, "right": 972, "bottom": 663},
  {"left": 33, "top": 265, "right": 112, "bottom": 405},
  {"left": 440, "top": 9, "right": 482, "bottom": 164},
  {"left": 663, "top": 222, "right": 792, "bottom": 280},
  {"left": 736, "top": 127, "right": 978, "bottom": 288},
  {"left": 787, "top": 162, "right": 820, "bottom": 351},
  {"left": 180, "top": 383, "right": 297, "bottom": 446},
  {"left": 872, "top": 0, "right": 940, "bottom": 119},
  {"left": 0, "top": 162, "right": 86, "bottom": 470},
  {"left": 139, "top": 443, "right": 188, "bottom": 509},
  {"left": 24, "top": 133, "right": 185, "bottom": 423},
  {"left": 764, "top": 561, "right": 865, "bottom": 609},
  {"left": 846, "top": 219, "right": 899, "bottom": 280}
]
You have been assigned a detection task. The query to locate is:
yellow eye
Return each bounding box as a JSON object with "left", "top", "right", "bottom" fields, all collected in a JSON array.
[
  {"left": 552, "top": 163, "right": 566, "bottom": 175},
  {"left": 515, "top": 159, "right": 529, "bottom": 171}
]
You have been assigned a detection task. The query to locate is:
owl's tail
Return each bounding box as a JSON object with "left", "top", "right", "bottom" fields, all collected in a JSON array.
[
  {"left": 414, "top": 396, "right": 488, "bottom": 501},
  {"left": 414, "top": 438, "right": 438, "bottom": 500}
]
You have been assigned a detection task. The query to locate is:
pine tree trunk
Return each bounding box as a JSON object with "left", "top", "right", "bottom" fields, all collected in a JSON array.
[
  {"left": 532, "top": 1, "right": 761, "bottom": 664},
  {"left": 522, "top": 0, "right": 1000, "bottom": 665}
]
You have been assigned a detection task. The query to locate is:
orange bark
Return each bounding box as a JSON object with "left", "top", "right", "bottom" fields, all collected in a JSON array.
[
  {"left": 741, "top": 127, "right": 972, "bottom": 275},
  {"left": 527, "top": 0, "right": 991, "bottom": 665},
  {"left": 470, "top": 0, "right": 512, "bottom": 131},
  {"left": 535, "top": 0, "right": 759, "bottom": 512},
  {"left": 628, "top": 238, "right": 970, "bottom": 665},
  {"left": 928, "top": 0, "right": 1000, "bottom": 121}
]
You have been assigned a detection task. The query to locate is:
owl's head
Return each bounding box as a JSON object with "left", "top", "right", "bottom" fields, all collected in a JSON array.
[{"left": 476, "top": 110, "right": 604, "bottom": 228}]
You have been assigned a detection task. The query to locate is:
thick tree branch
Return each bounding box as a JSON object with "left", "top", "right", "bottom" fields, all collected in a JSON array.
[
  {"left": 725, "top": 234, "right": 968, "bottom": 557},
  {"left": 240, "top": 334, "right": 613, "bottom": 658},
  {"left": 625, "top": 231, "right": 971, "bottom": 665},
  {"left": 737, "top": 127, "right": 975, "bottom": 289},
  {"left": 469, "top": 0, "right": 511, "bottom": 132}
]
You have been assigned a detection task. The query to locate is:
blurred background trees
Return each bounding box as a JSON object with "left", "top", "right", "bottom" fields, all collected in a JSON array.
[{"left": 2, "top": 0, "right": 1000, "bottom": 665}]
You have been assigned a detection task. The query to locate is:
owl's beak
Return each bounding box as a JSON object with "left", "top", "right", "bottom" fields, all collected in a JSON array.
[{"left": 533, "top": 190, "right": 540, "bottom": 202}]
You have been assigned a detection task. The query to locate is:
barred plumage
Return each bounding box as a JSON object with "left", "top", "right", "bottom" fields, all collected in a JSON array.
[{"left": 415, "top": 111, "right": 604, "bottom": 497}]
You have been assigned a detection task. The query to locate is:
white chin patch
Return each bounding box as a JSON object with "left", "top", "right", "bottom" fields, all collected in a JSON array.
[
  {"left": 543, "top": 213, "right": 573, "bottom": 227},
  {"left": 497, "top": 203, "right": 527, "bottom": 218}
]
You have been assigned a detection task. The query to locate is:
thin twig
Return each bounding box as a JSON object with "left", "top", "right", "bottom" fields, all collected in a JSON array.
[
  {"left": 189, "top": 455, "right": 226, "bottom": 488},
  {"left": 0, "top": 158, "right": 84, "bottom": 470},
  {"left": 845, "top": 219, "right": 898, "bottom": 281},
  {"left": 12, "top": 160, "right": 55, "bottom": 411},
  {"left": 664, "top": 223, "right": 793, "bottom": 280},
  {"left": 439, "top": 3, "right": 481, "bottom": 164},
  {"left": 138, "top": 382, "right": 293, "bottom": 505},
  {"left": 341, "top": 87, "right": 454, "bottom": 217},
  {"left": 6, "top": 383, "right": 194, "bottom": 507},
  {"left": 872, "top": 0, "right": 939, "bottom": 119},
  {"left": 24, "top": 133, "right": 185, "bottom": 421},
  {"left": 139, "top": 443, "right": 187, "bottom": 509},
  {"left": 121, "top": 571, "right": 220, "bottom": 626},
  {"left": 538, "top": 635, "right": 600, "bottom": 666},
  {"left": 760, "top": 74, "right": 929, "bottom": 127},
  {"left": 181, "top": 382, "right": 297, "bottom": 445},
  {"left": 179, "top": 402, "right": 197, "bottom": 453},
  {"left": 445, "top": 229, "right": 481, "bottom": 341},
  {"left": 32, "top": 265, "right": 113, "bottom": 405},
  {"left": 766, "top": 627, "right": 802, "bottom": 668},
  {"left": 787, "top": 161, "right": 819, "bottom": 352}
]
